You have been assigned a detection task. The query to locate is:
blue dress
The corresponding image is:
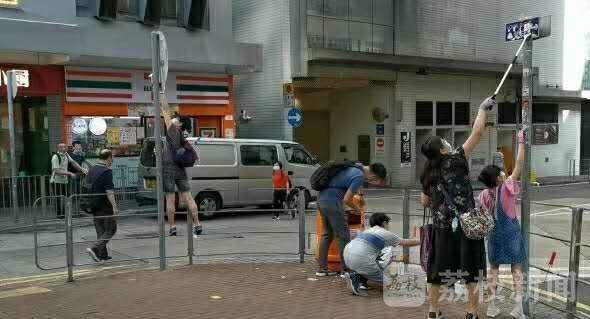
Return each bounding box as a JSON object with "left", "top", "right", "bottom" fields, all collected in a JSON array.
[{"left": 487, "top": 186, "right": 526, "bottom": 265}]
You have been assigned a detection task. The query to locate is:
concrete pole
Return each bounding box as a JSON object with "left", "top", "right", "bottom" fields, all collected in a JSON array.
[
  {"left": 520, "top": 36, "right": 533, "bottom": 316},
  {"left": 6, "top": 71, "right": 19, "bottom": 222},
  {"left": 151, "top": 32, "right": 166, "bottom": 271}
]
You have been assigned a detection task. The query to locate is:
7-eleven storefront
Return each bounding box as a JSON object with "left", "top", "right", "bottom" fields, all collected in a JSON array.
[{"left": 63, "top": 67, "right": 236, "bottom": 170}]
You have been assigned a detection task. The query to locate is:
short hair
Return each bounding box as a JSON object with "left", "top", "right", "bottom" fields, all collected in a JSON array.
[
  {"left": 173, "top": 114, "right": 192, "bottom": 132},
  {"left": 369, "top": 212, "right": 391, "bottom": 227},
  {"left": 72, "top": 141, "right": 82, "bottom": 147},
  {"left": 275, "top": 162, "right": 283, "bottom": 169},
  {"left": 369, "top": 163, "right": 387, "bottom": 179},
  {"left": 98, "top": 149, "right": 112, "bottom": 161},
  {"left": 478, "top": 165, "right": 502, "bottom": 188}
]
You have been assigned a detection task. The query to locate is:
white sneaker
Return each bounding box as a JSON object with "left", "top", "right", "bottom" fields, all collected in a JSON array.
[
  {"left": 486, "top": 302, "right": 501, "bottom": 318},
  {"left": 509, "top": 307, "right": 526, "bottom": 319}
]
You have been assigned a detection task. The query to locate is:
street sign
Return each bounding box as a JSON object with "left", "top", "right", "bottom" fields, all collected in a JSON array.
[
  {"left": 287, "top": 108, "right": 303, "bottom": 128},
  {"left": 505, "top": 16, "right": 551, "bottom": 42},
  {"left": 284, "top": 94, "right": 295, "bottom": 108},
  {"left": 376, "top": 124, "right": 385, "bottom": 136},
  {"left": 155, "top": 31, "right": 168, "bottom": 93},
  {"left": 375, "top": 136, "right": 385, "bottom": 156},
  {"left": 400, "top": 132, "right": 411, "bottom": 167}
]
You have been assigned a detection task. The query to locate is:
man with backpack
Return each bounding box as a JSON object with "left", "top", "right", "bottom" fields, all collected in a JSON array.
[
  {"left": 160, "top": 94, "right": 202, "bottom": 237},
  {"left": 312, "top": 161, "right": 388, "bottom": 276},
  {"left": 50, "top": 143, "right": 86, "bottom": 218},
  {"left": 85, "top": 149, "right": 118, "bottom": 262}
]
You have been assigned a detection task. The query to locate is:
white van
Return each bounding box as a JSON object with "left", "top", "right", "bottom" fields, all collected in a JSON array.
[{"left": 137, "top": 138, "right": 320, "bottom": 218}]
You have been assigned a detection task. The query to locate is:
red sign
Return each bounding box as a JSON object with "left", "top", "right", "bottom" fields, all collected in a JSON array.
[
  {"left": 0, "top": 65, "right": 63, "bottom": 97},
  {"left": 375, "top": 136, "right": 385, "bottom": 155}
]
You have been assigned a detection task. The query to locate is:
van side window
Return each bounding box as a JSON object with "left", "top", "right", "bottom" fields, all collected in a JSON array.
[
  {"left": 197, "top": 144, "right": 236, "bottom": 166},
  {"left": 240, "top": 145, "right": 278, "bottom": 166},
  {"left": 283, "top": 144, "right": 313, "bottom": 165}
]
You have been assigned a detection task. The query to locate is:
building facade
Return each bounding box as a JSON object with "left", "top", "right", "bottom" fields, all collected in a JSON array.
[
  {"left": 0, "top": 0, "right": 261, "bottom": 176},
  {"left": 233, "top": 0, "right": 585, "bottom": 186}
]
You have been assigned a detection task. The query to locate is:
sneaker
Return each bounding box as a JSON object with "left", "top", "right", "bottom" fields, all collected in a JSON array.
[
  {"left": 169, "top": 227, "right": 177, "bottom": 236},
  {"left": 100, "top": 255, "right": 113, "bottom": 261},
  {"left": 509, "top": 307, "right": 525, "bottom": 319},
  {"left": 86, "top": 247, "right": 100, "bottom": 262},
  {"left": 344, "top": 272, "right": 367, "bottom": 296},
  {"left": 428, "top": 311, "right": 445, "bottom": 319},
  {"left": 315, "top": 269, "right": 339, "bottom": 277},
  {"left": 193, "top": 224, "right": 203, "bottom": 236},
  {"left": 359, "top": 277, "right": 371, "bottom": 290},
  {"left": 465, "top": 313, "right": 479, "bottom": 319},
  {"left": 486, "top": 301, "right": 501, "bottom": 318}
]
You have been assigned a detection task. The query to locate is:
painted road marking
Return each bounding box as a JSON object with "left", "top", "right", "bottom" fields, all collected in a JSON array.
[
  {"left": 531, "top": 202, "right": 590, "bottom": 217},
  {"left": 499, "top": 278, "right": 590, "bottom": 313},
  {"left": 0, "top": 286, "right": 51, "bottom": 299}
]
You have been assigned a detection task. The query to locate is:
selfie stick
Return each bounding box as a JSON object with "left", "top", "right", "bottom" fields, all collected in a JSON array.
[{"left": 492, "top": 33, "right": 532, "bottom": 99}]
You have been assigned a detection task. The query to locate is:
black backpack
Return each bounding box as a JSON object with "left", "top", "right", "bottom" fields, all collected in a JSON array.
[{"left": 310, "top": 160, "right": 358, "bottom": 191}]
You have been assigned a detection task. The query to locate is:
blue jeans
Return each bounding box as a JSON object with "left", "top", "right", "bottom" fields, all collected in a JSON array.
[{"left": 318, "top": 201, "right": 350, "bottom": 271}]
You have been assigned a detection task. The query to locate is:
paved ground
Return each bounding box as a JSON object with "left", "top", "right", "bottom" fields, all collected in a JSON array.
[{"left": 0, "top": 262, "right": 576, "bottom": 319}]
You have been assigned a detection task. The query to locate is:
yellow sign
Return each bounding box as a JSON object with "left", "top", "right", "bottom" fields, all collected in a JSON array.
[
  {"left": 0, "top": 0, "right": 19, "bottom": 7},
  {"left": 283, "top": 83, "right": 294, "bottom": 95},
  {"left": 106, "top": 128, "right": 121, "bottom": 145}
]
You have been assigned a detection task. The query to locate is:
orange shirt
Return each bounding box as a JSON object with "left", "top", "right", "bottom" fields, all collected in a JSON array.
[{"left": 272, "top": 171, "right": 290, "bottom": 190}]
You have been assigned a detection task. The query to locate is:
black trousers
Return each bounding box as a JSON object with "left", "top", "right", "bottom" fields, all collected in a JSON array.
[
  {"left": 273, "top": 190, "right": 287, "bottom": 218},
  {"left": 92, "top": 208, "right": 117, "bottom": 258},
  {"left": 51, "top": 183, "right": 69, "bottom": 217}
]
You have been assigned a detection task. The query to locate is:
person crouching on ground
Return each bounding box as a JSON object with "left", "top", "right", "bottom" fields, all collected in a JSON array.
[
  {"left": 343, "top": 212, "right": 420, "bottom": 296},
  {"left": 479, "top": 130, "right": 527, "bottom": 319},
  {"left": 272, "top": 162, "right": 290, "bottom": 220}
]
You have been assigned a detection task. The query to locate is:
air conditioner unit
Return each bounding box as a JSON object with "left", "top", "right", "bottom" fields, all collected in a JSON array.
[
  {"left": 180, "top": 0, "right": 207, "bottom": 30},
  {"left": 138, "top": 0, "right": 162, "bottom": 25},
  {"left": 94, "top": 0, "right": 117, "bottom": 21}
]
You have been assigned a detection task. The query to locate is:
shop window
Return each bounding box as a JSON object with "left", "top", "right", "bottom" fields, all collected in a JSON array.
[
  {"left": 372, "top": 24, "right": 393, "bottom": 54},
  {"left": 283, "top": 144, "right": 314, "bottom": 165},
  {"left": 350, "top": 0, "right": 371, "bottom": 23},
  {"left": 69, "top": 117, "right": 145, "bottom": 159},
  {"left": 307, "top": 15, "right": 324, "bottom": 48},
  {"left": 324, "top": 0, "right": 347, "bottom": 19},
  {"left": 436, "top": 102, "right": 452, "bottom": 126},
  {"left": 324, "top": 18, "right": 349, "bottom": 50},
  {"left": 498, "top": 102, "right": 522, "bottom": 124},
  {"left": 240, "top": 145, "right": 278, "bottom": 166},
  {"left": 307, "top": 0, "right": 323, "bottom": 16},
  {"left": 373, "top": 0, "right": 393, "bottom": 26},
  {"left": 454, "top": 102, "right": 470, "bottom": 125},
  {"left": 416, "top": 101, "right": 433, "bottom": 126},
  {"left": 533, "top": 103, "right": 558, "bottom": 123},
  {"left": 350, "top": 22, "right": 372, "bottom": 52}
]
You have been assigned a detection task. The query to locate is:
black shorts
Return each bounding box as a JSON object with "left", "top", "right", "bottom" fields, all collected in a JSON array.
[{"left": 163, "top": 167, "right": 190, "bottom": 193}]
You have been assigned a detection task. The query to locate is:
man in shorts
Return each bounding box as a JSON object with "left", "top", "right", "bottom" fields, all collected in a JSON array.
[{"left": 160, "top": 94, "right": 202, "bottom": 236}]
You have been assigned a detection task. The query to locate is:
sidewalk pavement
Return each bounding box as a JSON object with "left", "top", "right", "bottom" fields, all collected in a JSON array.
[{"left": 0, "top": 262, "right": 572, "bottom": 319}]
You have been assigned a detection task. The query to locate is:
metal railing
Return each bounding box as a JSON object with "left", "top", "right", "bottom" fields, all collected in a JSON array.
[{"left": 568, "top": 159, "right": 590, "bottom": 183}]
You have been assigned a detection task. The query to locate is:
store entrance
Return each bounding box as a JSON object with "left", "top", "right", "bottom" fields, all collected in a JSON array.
[{"left": 22, "top": 98, "right": 50, "bottom": 175}]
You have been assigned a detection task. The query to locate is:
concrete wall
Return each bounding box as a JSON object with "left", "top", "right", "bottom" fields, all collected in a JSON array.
[{"left": 232, "top": 0, "right": 292, "bottom": 139}]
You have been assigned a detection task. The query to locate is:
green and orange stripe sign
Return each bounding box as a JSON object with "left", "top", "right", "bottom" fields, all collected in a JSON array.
[
  {"left": 176, "top": 75, "right": 230, "bottom": 105},
  {"left": 66, "top": 68, "right": 134, "bottom": 103}
]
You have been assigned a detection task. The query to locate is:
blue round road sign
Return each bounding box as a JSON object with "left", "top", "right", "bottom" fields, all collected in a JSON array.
[{"left": 287, "top": 108, "right": 303, "bottom": 128}]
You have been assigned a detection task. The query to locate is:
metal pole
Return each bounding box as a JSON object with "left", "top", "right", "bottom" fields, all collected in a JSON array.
[
  {"left": 6, "top": 72, "right": 19, "bottom": 222},
  {"left": 65, "top": 196, "right": 74, "bottom": 282},
  {"left": 520, "top": 36, "right": 533, "bottom": 316},
  {"left": 187, "top": 202, "right": 194, "bottom": 265},
  {"left": 566, "top": 207, "right": 583, "bottom": 318},
  {"left": 151, "top": 32, "right": 166, "bottom": 271},
  {"left": 298, "top": 189, "right": 306, "bottom": 263},
  {"left": 402, "top": 188, "right": 410, "bottom": 268}
]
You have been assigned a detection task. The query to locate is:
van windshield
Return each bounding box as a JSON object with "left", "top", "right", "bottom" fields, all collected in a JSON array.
[{"left": 282, "top": 144, "right": 315, "bottom": 165}]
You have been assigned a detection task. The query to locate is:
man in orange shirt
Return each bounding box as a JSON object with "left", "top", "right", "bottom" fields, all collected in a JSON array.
[{"left": 272, "top": 162, "right": 290, "bottom": 220}]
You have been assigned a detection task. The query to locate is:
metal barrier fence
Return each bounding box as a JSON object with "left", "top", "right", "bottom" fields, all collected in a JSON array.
[
  {"left": 28, "top": 186, "right": 589, "bottom": 318},
  {"left": 569, "top": 159, "right": 590, "bottom": 183},
  {"left": 0, "top": 167, "right": 138, "bottom": 227}
]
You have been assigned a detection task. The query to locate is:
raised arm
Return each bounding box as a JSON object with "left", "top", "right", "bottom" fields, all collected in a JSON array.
[
  {"left": 462, "top": 97, "right": 497, "bottom": 157},
  {"left": 510, "top": 130, "right": 526, "bottom": 181},
  {"left": 160, "top": 93, "right": 172, "bottom": 129}
]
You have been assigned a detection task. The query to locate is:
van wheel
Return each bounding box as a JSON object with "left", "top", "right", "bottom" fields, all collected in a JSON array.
[{"left": 197, "top": 193, "right": 220, "bottom": 219}]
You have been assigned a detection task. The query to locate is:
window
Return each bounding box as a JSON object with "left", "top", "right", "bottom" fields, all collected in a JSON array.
[
  {"left": 350, "top": 22, "right": 372, "bottom": 52},
  {"left": 372, "top": 25, "right": 393, "bottom": 54},
  {"left": 324, "top": 18, "right": 349, "bottom": 50},
  {"left": 195, "top": 144, "right": 236, "bottom": 166},
  {"left": 324, "top": 0, "right": 347, "bottom": 19},
  {"left": 283, "top": 144, "right": 314, "bottom": 165},
  {"left": 307, "top": 0, "right": 323, "bottom": 16},
  {"left": 436, "top": 102, "right": 452, "bottom": 125},
  {"left": 498, "top": 102, "right": 522, "bottom": 124},
  {"left": 533, "top": 103, "right": 558, "bottom": 123},
  {"left": 162, "top": 0, "right": 177, "bottom": 18},
  {"left": 71, "top": 117, "right": 145, "bottom": 159},
  {"left": 372, "top": 0, "right": 393, "bottom": 26},
  {"left": 350, "top": 0, "right": 371, "bottom": 22},
  {"left": 307, "top": 16, "right": 324, "bottom": 48},
  {"left": 454, "top": 102, "right": 470, "bottom": 125},
  {"left": 117, "top": 0, "right": 138, "bottom": 15},
  {"left": 240, "top": 145, "right": 278, "bottom": 166},
  {"left": 416, "top": 101, "right": 433, "bottom": 126}
]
